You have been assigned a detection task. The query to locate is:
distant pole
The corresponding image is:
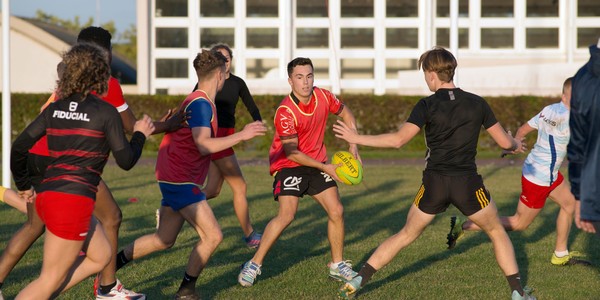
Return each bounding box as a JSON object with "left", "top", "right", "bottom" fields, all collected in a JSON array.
[
  {"left": 449, "top": 0, "right": 459, "bottom": 85},
  {"left": 2, "top": 0, "right": 11, "bottom": 186},
  {"left": 95, "top": 0, "right": 101, "bottom": 26}
]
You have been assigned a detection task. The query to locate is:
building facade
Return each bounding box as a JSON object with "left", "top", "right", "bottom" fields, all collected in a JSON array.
[{"left": 136, "top": 0, "right": 600, "bottom": 96}]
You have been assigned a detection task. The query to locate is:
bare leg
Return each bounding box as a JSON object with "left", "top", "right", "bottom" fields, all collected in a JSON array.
[
  {"left": 312, "top": 187, "right": 345, "bottom": 263},
  {"left": 123, "top": 206, "right": 185, "bottom": 261},
  {"left": 93, "top": 179, "right": 123, "bottom": 286},
  {"left": 177, "top": 201, "right": 223, "bottom": 276},
  {"left": 215, "top": 155, "right": 254, "bottom": 237},
  {"left": 0, "top": 201, "right": 45, "bottom": 283},
  {"left": 366, "top": 204, "right": 435, "bottom": 269},
  {"left": 463, "top": 201, "right": 541, "bottom": 232},
  {"left": 548, "top": 181, "right": 575, "bottom": 252},
  {"left": 467, "top": 201, "right": 519, "bottom": 276},
  {"left": 251, "top": 196, "right": 299, "bottom": 265},
  {"left": 204, "top": 161, "right": 225, "bottom": 200}
]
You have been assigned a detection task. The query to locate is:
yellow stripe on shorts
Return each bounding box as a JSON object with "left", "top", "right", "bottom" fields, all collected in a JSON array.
[
  {"left": 476, "top": 188, "right": 489, "bottom": 208},
  {"left": 413, "top": 185, "right": 425, "bottom": 206}
]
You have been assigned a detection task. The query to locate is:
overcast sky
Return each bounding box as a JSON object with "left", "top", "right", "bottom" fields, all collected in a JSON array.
[{"left": 10, "top": 0, "right": 136, "bottom": 34}]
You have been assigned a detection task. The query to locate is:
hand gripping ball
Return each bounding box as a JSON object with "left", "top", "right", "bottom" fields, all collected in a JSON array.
[{"left": 331, "top": 151, "right": 363, "bottom": 185}]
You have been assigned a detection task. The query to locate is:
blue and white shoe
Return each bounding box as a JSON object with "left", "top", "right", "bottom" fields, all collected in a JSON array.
[
  {"left": 243, "top": 231, "right": 262, "bottom": 249},
  {"left": 238, "top": 260, "right": 262, "bottom": 287},
  {"left": 338, "top": 275, "right": 363, "bottom": 299},
  {"left": 329, "top": 260, "right": 358, "bottom": 282}
]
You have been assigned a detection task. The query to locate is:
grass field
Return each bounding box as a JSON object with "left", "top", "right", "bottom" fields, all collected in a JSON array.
[{"left": 1, "top": 160, "right": 599, "bottom": 299}]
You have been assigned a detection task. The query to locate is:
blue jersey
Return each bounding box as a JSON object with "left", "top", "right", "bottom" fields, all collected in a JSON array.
[{"left": 522, "top": 102, "right": 569, "bottom": 186}]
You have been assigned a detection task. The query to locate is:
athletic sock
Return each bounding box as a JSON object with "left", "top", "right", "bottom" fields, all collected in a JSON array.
[
  {"left": 116, "top": 250, "right": 131, "bottom": 270},
  {"left": 357, "top": 263, "right": 377, "bottom": 287},
  {"left": 554, "top": 250, "right": 569, "bottom": 257},
  {"left": 99, "top": 281, "right": 117, "bottom": 295},
  {"left": 177, "top": 273, "right": 198, "bottom": 296},
  {"left": 506, "top": 273, "right": 524, "bottom": 296}
]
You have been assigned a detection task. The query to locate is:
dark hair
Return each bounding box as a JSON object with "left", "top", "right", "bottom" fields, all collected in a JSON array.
[
  {"left": 193, "top": 49, "right": 227, "bottom": 81},
  {"left": 562, "top": 77, "right": 572, "bottom": 95},
  {"left": 210, "top": 43, "right": 233, "bottom": 60},
  {"left": 77, "top": 26, "right": 112, "bottom": 51},
  {"left": 418, "top": 46, "right": 457, "bottom": 83},
  {"left": 287, "top": 57, "right": 313, "bottom": 77},
  {"left": 57, "top": 43, "right": 110, "bottom": 98}
]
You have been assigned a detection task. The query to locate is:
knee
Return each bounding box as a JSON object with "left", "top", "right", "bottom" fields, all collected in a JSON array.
[
  {"left": 99, "top": 208, "right": 123, "bottom": 230},
  {"left": 328, "top": 203, "right": 344, "bottom": 223},
  {"left": 153, "top": 235, "right": 177, "bottom": 251},
  {"left": 277, "top": 211, "right": 296, "bottom": 226},
  {"left": 205, "top": 229, "right": 223, "bottom": 250}
]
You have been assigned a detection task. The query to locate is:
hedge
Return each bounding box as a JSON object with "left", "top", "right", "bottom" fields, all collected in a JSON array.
[{"left": 0, "top": 93, "right": 557, "bottom": 154}]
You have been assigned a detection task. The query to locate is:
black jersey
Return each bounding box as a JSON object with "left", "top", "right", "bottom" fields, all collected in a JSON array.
[
  {"left": 11, "top": 93, "right": 146, "bottom": 199},
  {"left": 214, "top": 74, "right": 262, "bottom": 128},
  {"left": 406, "top": 88, "right": 497, "bottom": 176}
]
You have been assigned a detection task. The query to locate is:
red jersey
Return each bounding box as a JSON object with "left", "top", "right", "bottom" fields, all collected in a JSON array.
[
  {"left": 269, "top": 87, "right": 344, "bottom": 175},
  {"left": 155, "top": 90, "right": 218, "bottom": 185},
  {"left": 29, "top": 77, "right": 128, "bottom": 156}
]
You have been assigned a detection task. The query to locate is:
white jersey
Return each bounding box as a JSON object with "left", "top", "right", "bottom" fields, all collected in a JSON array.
[{"left": 522, "top": 102, "right": 569, "bottom": 186}]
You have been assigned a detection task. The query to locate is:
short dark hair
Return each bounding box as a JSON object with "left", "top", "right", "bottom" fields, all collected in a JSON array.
[
  {"left": 562, "top": 77, "right": 572, "bottom": 95},
  {"left": 418, "top": 46, "right": 457, "bottom": 83},
  {"left": 210, "top": 43, "right": 233, "bottom": 60},
  {"left": 287, "top": 57, "right": 313, "bottom": 77},
  {"left": 77, "top": 26, "right": 112, "bottom": 51},
  {"left": 193, "top": 49, "right": 227, "bottom": 81}
]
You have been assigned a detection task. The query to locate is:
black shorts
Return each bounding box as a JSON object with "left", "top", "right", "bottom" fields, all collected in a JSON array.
[
  {"left": 413, "top": 170, "right": 491, "bottom": 216},
  {"left": 272, "top": 166, "right": 337, "bottom": 201}
]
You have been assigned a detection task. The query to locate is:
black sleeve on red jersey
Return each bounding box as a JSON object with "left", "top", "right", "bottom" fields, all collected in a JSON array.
[
  {"left": 11, "top": 112, "right": 49, "bottom": 190},
  {"left": 406, "top": 98, "right": 427, "bottom": 128},
  {"left": 481, "top": 99, "right": 498, "bottom": 129},
  {"left": 239, "top": 78, "right": 262, "bottom": 122},
  {"left": 112, "top": 132, "right": 146, "bottom": 170}
]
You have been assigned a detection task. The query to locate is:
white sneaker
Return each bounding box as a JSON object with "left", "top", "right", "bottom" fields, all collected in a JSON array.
[
  {"left": 0, "top": 289, "right": 4, "bottom": 300},
  {"left": 96, "top": 279, "right": 146, "bottom": 300}
]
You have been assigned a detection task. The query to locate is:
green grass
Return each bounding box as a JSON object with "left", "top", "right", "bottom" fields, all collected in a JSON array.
[{"left": 1, "top": 162, "right": 599, "bottom": 299}]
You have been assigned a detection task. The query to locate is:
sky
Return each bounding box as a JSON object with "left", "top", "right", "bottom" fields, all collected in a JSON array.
[{"left": 10, "top": 0, "right": 136, "bottom": 34}]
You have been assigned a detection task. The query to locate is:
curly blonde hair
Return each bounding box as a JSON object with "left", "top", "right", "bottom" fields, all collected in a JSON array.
[
  {"left": 57, "top": 43, "right": 110, "bottom": 98},
  {"left": 193, "top": 49, "right": 227, "bottom": 81}
]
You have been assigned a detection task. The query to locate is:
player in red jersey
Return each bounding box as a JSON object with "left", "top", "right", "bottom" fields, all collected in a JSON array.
[
  {"left": 113, "top": 49, "right": 266, "bottom": 300},
  {"left": 0, "top": 27, "right": 181, "bottom": 300},
  {"left": 238, "top": 57, "right": 361, "bottom": 287},
  {"left": 10, "top": 43, "right": 155, "bottom": 299}
]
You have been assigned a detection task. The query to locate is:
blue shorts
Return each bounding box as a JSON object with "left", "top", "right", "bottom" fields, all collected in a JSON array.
[{"left": 158, "top": 182, "right": 206, "bottom": 211}]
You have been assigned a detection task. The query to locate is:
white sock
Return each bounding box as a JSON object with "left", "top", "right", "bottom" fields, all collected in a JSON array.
[
  {"left": 554, "top": 250, "right": 569, "bottom": 258},
  {"left": 330, "top": 261, "right": 342, "bottom": 269}
]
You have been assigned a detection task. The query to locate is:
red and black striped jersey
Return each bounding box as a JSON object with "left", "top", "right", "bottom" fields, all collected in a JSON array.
[{"left": 11, "top": 93, "right": 145, "bottom": 199}]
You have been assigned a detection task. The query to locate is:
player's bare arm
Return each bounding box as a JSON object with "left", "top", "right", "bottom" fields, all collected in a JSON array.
[
  {"left": 281, "top": 137, "right": 342, "bottom": 182},
  {"left": 487, "top": 122, "right": 525, "bottom": 152},
  {"left": 337, "top": 106, "right": 361, "bottom": 162},
  {"left": 119, "top": 108, "right": 137, "bottom": 134},
  {"left": 192, "top": 121, "right": 266, "bottom": 155},
  {"left": 333, "top": 120, "right": 420, "bottom": 149}
]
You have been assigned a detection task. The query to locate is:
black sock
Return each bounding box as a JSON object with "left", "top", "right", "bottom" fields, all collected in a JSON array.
[
  {"left": 177, "top": 272, "right": 198, "bottom": 296},
  {"left": 357, "top": 263, "right": 377, "bottom": 287},
  {"left": 0, "top": 281, "right": 3, "bottom": 289},
  {"left": 116, "top": 250, "right": 131, "bottom": 270},
  {"left": 99, "top": 281, "right": 117, "bottom": 295},
  {"left": 506, "top": 273, "right": 524, "bottom": 296}
]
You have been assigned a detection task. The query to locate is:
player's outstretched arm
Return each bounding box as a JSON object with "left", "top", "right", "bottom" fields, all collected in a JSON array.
[
  {"left": 193, "top": 121, "right": 267, "bottom": 155},
  {"left": 152, "top": 108, "right": 187, "bottom": 134},
  {"left": 487, "top": 123, "right": 525, "bottom": 153},
  {"left": 281, "top": 138, "right": 342, "bottom": 182},
  {"left": 337, "top": 106, "right": 361, "bottom": 162},
  {"left": 1, "top": 187, "right": 27, "bottom": 214},
  {"left": 333, "top": 120, "right": 420, "bottom": 149}
]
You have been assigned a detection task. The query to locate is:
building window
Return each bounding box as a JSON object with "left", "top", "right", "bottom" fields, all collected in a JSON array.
[
  {"left": 386, "top": 58, "right": 417, "bottom": 79},
  {"left": 578, "top": 28, "right": 600, "bottom": 48},
  {"left": 341, "top": 28, "right": 373, "bottom": 48},
  {"left": 578, "top": 0, "right": 600, "bottom": 17},
  {"left": 156, "top": 59, "right": 188, "bottom": 78},
  {"left": 156, "top": 0, "right": 187, "bottom": 17},
  {"left": 311, "top": 59, "right": 330, "bottom": 79},
  {"left": 526, "top": 0, "right": 558, "bottom": 17},
  {"left": 297, "top": 28, "right": 329, "bottom": 48},
  {"left": 386, "top": 28, "right": 418, "bottom": 48},
  {"left": 481, "top": 0, "right": 513, "bottom": 18},
  {"left": 341, "top": 58, "right": 374, "bottom": 79},
  {"left": 341, "top": 0, "right": 373, "bottom": 18},
  {"left": 200, "top": 28, "right": 235, "bottom": 48},
  {"left": 297, "top": 0, "right": 327, "bottom": 17},
  {"left": 247, "top": 0, "right": 278, "bottom": 17},
  {"left": 245, "top": 58, "right": 278, "bottom": 79},
  {"left": 436, "top": 28, "right": 469, "bottom": 49},
  {"left": 526, "top": 28, "right": 558, "bottom": 48},
  {"left": 156, "top": 28, "right": 188, "bottom": 48},
  {"left": 247, "top": 28, "right": 278, "bottom": 48},
  {"left": 481, "top": 28, "right": 513, "bottom": 48},
  {"left": 200, "top": 0, "right": 234, "bottom": 17},
  {"left": 387, "top": 0, "right": 418, "bottom": 17},
  {"left": 437, "top": 0, "right": 469, "bottom": 17}
]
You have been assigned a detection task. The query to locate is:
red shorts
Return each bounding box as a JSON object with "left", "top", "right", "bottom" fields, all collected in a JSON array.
[
  {"left": 519, "top": 172, "right": 564, "bottom": 209},
  {"left": 211, "top": 127, "right": 235, "bottom": 160},
  {"left": 36, "top": 191, "right": 94, "bottom": 241}
]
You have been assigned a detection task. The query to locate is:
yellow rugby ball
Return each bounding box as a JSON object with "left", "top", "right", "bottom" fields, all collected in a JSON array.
[{"left": 332, "top": 151, "right": 363, "bottom": 185}]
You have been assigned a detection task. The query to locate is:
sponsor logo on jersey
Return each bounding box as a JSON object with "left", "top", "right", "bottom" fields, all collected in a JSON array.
[
  {"left": 279, "top": 110, "right": 295, "bottom": 135},
  {"left": 52, "top": 110, "right": 91, "bottom": 122}
]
